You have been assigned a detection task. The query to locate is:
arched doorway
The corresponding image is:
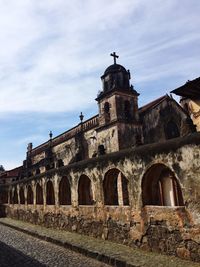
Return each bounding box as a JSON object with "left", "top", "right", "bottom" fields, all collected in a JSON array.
[
  {"left": 36, "top": 183, "right": 43, "bottom": 205},
  {"left": 78, "top": 175, "right": 93, "bottom": 205},
  {"left": 59, "top": 176, "right": 71, "bottom": 205},
  {"left": 27, "top": 185, "right": 33, "bottom": 204},
  {"left": 142, "top": 163, "right": 184, "bottom": 206},
  {"left": 46, "top": 180, "right": 55, "bottom": 205},
  {"left": 19, "top": 187, "right": 25, "bottom": 204},
  {"left": 103, "top": 168, "right": 129, "bottom": 205}
]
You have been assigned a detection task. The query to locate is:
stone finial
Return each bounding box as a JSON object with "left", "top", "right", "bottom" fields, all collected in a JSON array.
[
  {"left": 49, "top": 131, "right": 53, "bottom": 140},
  {"left": 79, "top": 112, "right": 84, "bottom": 123},
  {"left": 27, "top": 143, "right": 32, "bottom": 152}
]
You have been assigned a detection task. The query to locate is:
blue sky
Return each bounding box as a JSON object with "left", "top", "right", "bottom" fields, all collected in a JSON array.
[{"left": 0, "top": 0, "right": 200, "bottom": 169}]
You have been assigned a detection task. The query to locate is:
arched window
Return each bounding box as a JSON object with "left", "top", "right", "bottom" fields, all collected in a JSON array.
[
  {"left": 124, "top": 100, "right": 131, "bottom": 121},
  {"left": 165, "top": 120, "right": 180, "bottom": 139},
  {"left": 59, "top": 176, "right": 71, "bottom": 205},
  {"left": 19, "top": 187, "right": 25, "bottom": 204},
  {"left": 13, "top": 188, "right": 18, "bottom": 204},
  {"left": 103, "top": 168, "right": 129, "bottom": 206},
  {"left": 27, "top": 185, "right": 33, "bottom": 205},
  {"left": 36, "top": 183, "right": 43, "bottom": 205},
  {"left": 46, "top": 180, "right": 55, "bottom": 205},
  {"left": 104, "top": 102, "right": 110, "bottom": 123},
  {"left": 78, "top": 175, "right": 93, "bottom": 205},
  {"left": 142, "top": 164, "right": 184, "bottom": 207},
  {"left": 104, "top": 102, "right": 110, "bottom": 113}
]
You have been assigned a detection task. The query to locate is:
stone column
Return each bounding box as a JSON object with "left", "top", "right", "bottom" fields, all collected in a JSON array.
[
  {"left": 43, "top": 178, "right": 46, "bottom": 209},
  {"left": 161, "top": 176, "right": 175, "bottom": 206},
  {"left": 24, "top": 186, "right": 27, "bottom": 205},
  {"left": 8, "top": 187, "right": 11, "bottom": 205},
  {"left": 17, "top": 185, "right": 20, "bottom": 205},
  {"left": 71, "top": 174, "right": 78, "bottom": 208},
  {"left": 117, "top": 172, "right": 123, "bottom": 206},
  {"left": 54, "top": 173, "right": 59, "bottom": 207},
  {"left": 33, "top": 182, "right": 36, "bottom": 207}
]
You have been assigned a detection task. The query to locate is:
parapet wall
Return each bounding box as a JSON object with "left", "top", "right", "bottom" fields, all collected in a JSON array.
[{"left": 1, "top": 133, "right": 200, "bottom": 262}]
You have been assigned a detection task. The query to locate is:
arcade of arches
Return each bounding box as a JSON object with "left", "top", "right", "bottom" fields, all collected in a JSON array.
[
  {"left": 2, "top": 141, "right": 200, "bottom": 263},
  {"left": 7, "top": 165, "right": 183, "bottom": 208}
]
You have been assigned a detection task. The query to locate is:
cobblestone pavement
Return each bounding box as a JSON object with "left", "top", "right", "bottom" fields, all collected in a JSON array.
[
  {"left": 0, "top": 224, "right": 110, "bottom": 267},
  {"left": 0, "top": 218, "right": 199, "bottom": 267}
]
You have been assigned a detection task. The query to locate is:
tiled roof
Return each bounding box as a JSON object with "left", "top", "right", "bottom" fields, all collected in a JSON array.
[
  {"left": 0, "top": 166, "right": 22, "bottom": 178},
  {"left": 171, "top": 77, "right": 200, "bottom": 98}
]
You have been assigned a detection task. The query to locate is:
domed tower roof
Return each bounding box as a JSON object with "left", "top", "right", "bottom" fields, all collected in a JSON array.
[
  {"left": 103, "top": 63, "right": 127, "bottom": 76},
  {"left": 96, "top": 52, "right": 139, "bottom": 101}
]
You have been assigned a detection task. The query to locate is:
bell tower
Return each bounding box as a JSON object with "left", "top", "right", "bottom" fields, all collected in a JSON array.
[{"left": 96, "top": 53, "right": 143, "bottom": 151}]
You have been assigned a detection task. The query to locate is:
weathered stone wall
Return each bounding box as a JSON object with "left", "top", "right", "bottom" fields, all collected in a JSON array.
[
  {"left": 96, "top": 125, "right": 119, "bottom": 153},
  {"left": 30, "top": 118, "right": 123, "bottom": 173},
  {"left": 141, "top": 97, "right": 191, "bottom": 144},
  {"left": 2, "top": 133, "right": 200, "bottom": 262}
]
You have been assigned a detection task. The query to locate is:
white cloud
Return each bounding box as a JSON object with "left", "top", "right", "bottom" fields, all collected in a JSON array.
[
  {"left": 0, "top": 0, "right": 199, "bottom": 113},
  {"left": 0, "top": 0, "right": 200, "bottom": 169}
]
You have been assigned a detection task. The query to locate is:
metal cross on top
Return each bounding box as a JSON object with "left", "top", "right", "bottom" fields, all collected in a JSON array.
[{"left": 110, "top": 52, "right": 119, "bottom": 64}]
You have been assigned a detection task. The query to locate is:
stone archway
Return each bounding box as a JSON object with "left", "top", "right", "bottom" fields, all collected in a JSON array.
[
  {"left": 142, "top": 163, "right": 184, "bottom": 206},
  {"left": 103, "top": 168, "right": 129, "bottom": 206},
  {"left": 78, "top": 175, "right": 93, "bottom": 205},
  {"left": 36, "top": 183, "right": 43, "bottom": 205},
  {"left": 59, "top": 176, "right": 71, "bottom": 205},
  {"left": 27, "top": 185, "right": 33, "bottom": 205},
  {"left": 46, "top": 180, "right": 55, "bottom": 205},
  {"left": 19, "top": 187, "right": 25, "bottom": 204},
  {"left": 13, "top": 187, "right": 18, "bottom": 204}
]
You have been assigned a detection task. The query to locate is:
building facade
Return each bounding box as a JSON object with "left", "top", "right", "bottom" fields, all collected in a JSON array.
[{"left": 0, "top": 55, "right": 200, "bottom": 262}]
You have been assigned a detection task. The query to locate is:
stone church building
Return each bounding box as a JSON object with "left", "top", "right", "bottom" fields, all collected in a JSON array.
[{"left": 0, "top": 53, "right": 200, "bottom": 262}]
